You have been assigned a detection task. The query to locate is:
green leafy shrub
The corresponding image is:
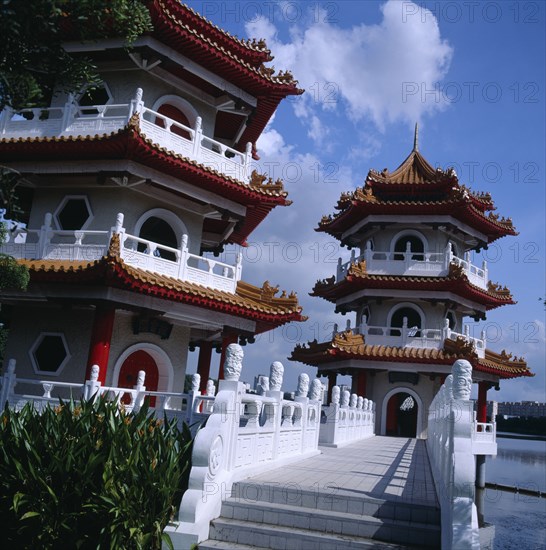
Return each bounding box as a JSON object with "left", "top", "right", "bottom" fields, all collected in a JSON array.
[{"left": 0, "top": 398, "right": 193, "bottom": 549}]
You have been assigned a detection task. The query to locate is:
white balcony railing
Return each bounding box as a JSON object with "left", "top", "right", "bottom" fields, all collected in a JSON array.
[
  {"left": 337, "top": 241, "right": 488, "bottom": 290},
  {"left": 333, "top": 317, "right": 486, "bottom": 358},
  {"left": 1, "top": 212, "right": 242, "bottom": 294},
  {"left": 0, "top": 360, "right": 213, "bottom": 434},
  {"left": 0, "top": 88, "right": 253, "bottom": 183}
]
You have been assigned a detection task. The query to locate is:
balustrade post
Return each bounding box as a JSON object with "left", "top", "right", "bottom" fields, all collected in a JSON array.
[
  {"left": 128, "top": 88, "right": 144, "bottom": 120},
  {"left": 83, "top": 364, "right": 102, "bottom": 401},
  {"left": 360, "top": 314, "right": 368, "bottom": 336},
  {"left": 243, "top": 142, "right": 252, "bottom": 179},
  {"left": 332, "top": 323, "right": 338, "bottom": 339},
  {"left": 0, "top": 106, "right": 12, "bottom": 134},
  {"left": 443, "top": 317, "right": 451, "bottom": 341},
  {"left": 445, "top": 242, "right": 453, "bottom": 270},
  {"left": 133, "top": 370, "right": 146, "bottom": 411},
  {"left": 405, "top": 241, "right": 412, "bottom": 267},
  {"left": 234, "top": 252, "right": 243, "bottom": 282},
  {"left": 178, "top": 234, "right": 189, "bottom": 280},
  {"left": 346, "top": 319, "right": 351, "bottom": 332},
  {"left": 402, "top": 316, "right": 408, "bottom": 344},
  {"left": 364, "top": 241, "right": 372, "bottom": 264},
  {"left": 482, "top": 259, "right": 488, "bottom": 282},
  {"left": 350, "top": 249, "right": 356, "bottom": 264},
  {"left": 0, "top": 358, "right": 17, "bottom": 407},
  {"left": 38, "top": 212, "right": 53, "bottom": 258},
  {"left": 192, "top": 116, "right": 203, "bottom": 159},
  {"left": 61, "top": 93, "right": 76, "bottom": 132}
]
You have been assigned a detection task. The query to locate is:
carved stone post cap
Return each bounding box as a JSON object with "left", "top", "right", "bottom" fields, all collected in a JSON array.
[
  {"left": 296, "top": 372, "right": 310, "bottom": 397},
  {"left": 191, "top": 373, "right": 201, "bottom": 392},
  {"left": 224, "top": 343, "right": 244, "bottom": 381},
  {"left": 269, "top": 361, "right": 284, "bottom": 391},
  {"left": 309, "top": 378, "right": 322, "bottom": 401},
  {"left": 452, "top": 359, "right": 472, "bottom": 400},
  {"left": 90, "top": 364, "right": 100, "bottom": 382}
]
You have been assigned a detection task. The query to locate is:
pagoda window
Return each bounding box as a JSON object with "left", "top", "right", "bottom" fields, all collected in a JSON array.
[
  {"left": 392, "top": 231, "right": 426, "bottom": 261},
  {"left": 152, "top": 95, "right": 199, "bottom": 142},
  {"left": 54, "top": 195, "right": 93, "bottom": 230},
  {"left": 29, "top": 332, "right": 71, "bottom": 376},
  {"left": 388, "top": 304, "right": 423, "bottom": 337},
  {"left": 78, "top": 84, "right": 112, "bottom": 116}
]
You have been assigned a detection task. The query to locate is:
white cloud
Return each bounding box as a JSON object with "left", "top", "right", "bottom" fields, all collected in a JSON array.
[{"left": 246, "top": 0, "right": 453, "bottom": 137}]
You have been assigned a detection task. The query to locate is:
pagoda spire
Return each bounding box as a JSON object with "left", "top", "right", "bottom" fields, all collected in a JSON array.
[{"left": 413, "top": 122, "right": 419, "bottom": 151}]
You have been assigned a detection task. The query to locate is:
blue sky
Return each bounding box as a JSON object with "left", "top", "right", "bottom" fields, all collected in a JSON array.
[{"left": 187, "top": 1, "right": 545, "bottom": 403}]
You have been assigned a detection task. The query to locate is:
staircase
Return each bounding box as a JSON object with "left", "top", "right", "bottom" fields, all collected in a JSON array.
[{"left": 199, "top": 479, "right": 441, "bottom": 549}]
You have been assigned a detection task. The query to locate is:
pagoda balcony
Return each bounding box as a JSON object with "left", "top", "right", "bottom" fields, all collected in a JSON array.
[
  {"left": 333, "top": 317, "right": 486, "bottom": 358},
  {"left": 1, "top": 212, "right": 242, "bottom": 294},
  {"left": 336, "top": 242, "right": 488, "bottom": 290},
  {"left": 0, "top": 88, "right": 253, "bottom": 183}
]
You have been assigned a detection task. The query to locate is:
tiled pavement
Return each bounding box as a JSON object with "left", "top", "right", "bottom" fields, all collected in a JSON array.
[{"left": 247, "top": 436, "right": 438, "bottom": 507}]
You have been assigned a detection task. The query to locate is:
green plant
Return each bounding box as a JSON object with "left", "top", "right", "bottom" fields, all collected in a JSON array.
[{"left": 0, "top": 397, "right": 193, "bottom": 549}]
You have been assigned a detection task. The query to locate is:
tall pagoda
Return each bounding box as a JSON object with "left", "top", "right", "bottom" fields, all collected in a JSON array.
[
  {"left": 0, "top": 1, "right": 305, "bottom": 395},
  {"left": 291, "top": 127, "right": 533, "bottom": 438}
]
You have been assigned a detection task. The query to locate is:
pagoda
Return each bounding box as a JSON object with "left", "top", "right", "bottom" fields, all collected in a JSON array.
[
  {"left": 290, "top": 126, "right": 533, "bottom": 438},
  {"left": 0, "top": 1, "right": 305, "bottom": 396}
]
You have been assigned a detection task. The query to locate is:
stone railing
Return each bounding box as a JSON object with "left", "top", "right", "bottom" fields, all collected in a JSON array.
[
  {"left": 165, "top": 349, "right": 323, "bottom": 549},
  {"left": 0, "top": 359, "right": 215, "bottom": 432},
  {"left": 1, "top": 212, "right": 242, "bottom": 293},
  {"left": 336, "top": 242, "right": 488, "bottom": 290},
  {"left": 0, "top": 88, "right": 253, "bottom": 183},
  {"left": 334, "top": 317, "right": 486, "bottom": 358},
  {"left": 427, "top": 359, "right": 497, "bottom": 550},
  {"left": 319, "top": 389, "right": 375, "bottom": 447}
]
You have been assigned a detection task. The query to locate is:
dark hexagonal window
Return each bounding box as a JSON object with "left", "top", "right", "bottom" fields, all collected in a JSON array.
[
  {"left": 78, "top": 84, "right": 112, "bottom": 115},
  {"left": 55, "top": 196, "right": 93, "bottom": 230},
  {"left": 30, "top": 333, "right": 71, "bottom": 375}
]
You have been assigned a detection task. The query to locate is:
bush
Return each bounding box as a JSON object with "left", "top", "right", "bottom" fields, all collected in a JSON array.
[{"left": 0, "top": 398, "right": 193, "bottom": 549}]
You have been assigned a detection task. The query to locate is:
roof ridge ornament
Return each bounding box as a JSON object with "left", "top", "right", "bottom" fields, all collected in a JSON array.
[{"left": 413, "top": 122, "right": 419, "bottom": 152}]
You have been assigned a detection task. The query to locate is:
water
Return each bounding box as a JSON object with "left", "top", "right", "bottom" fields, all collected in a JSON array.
[{"left": 484, "top": 436, "right": 546, "bottom": 549}]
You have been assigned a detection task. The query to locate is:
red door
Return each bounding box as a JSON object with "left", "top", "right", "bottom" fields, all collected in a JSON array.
[{"left": 118, "top": 350, "right": 159, "bottom": 406}]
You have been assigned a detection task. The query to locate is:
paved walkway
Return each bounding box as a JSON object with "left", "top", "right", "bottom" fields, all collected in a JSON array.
[{"left": 248, "top": 436, "right": 438, "bottom": 508}]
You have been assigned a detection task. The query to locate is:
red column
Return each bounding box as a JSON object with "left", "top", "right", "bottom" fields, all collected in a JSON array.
[
  {"left": 356, "top": 370, "right": 367, "bottom": 397},
  {"left": 477, "top": 381, "right": 488, "bottom": 423},
  {"left": 197, "top": 342, "right": 213, "bottom": 393},
  {"left": 327, "top": 372, "right": 337, "bottom": 403},
  {"left": 218, "top": 334, "right": 238, "bottom": 380},
  {"left": 85, "top": 305, "right": 116, "bottom": 384}
]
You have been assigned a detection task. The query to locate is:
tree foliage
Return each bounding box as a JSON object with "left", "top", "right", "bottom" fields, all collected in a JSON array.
[{"left": 0, "top": 0, "right": 152, "bottom": 111}]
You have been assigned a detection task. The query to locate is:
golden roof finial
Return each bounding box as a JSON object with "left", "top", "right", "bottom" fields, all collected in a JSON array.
[{"left": 413, "top": 122, "right": 419, "bottom": 151}]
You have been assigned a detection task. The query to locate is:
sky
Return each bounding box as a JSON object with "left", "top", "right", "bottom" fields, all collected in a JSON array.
[{"left": 185, "top": 0, "right": 546, "bottom": 403}]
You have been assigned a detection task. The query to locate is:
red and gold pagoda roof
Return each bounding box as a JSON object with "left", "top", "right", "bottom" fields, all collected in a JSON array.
[
  {"left": 290, "top": 330, "right": 533, "bottom": 380},
  {"left": 318, "top": 147, "right": 516, "bottom": 244},
  {"left": 311, "top": 261, "right": 515, "bottom": 311},
  {"left": 0, "top": 116, "right": 288, "bottom": 247},
  {"left": 17, "top": 236, "right": 305, "bottom": 334},
  {"left": 147, "top": 0, "right": 303, "bottom": 152}
]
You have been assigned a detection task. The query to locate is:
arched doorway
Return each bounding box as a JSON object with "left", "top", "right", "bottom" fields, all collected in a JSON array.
[
  {"left": 155, "top": 104, "right": 192, "bottom": 140},
  {"left": 385, "top": 391, "right": 418, "bottom": 437},
  {"left": 138, "top": 216, "right": 178, "bottom": 261},
  {"left": 393, "top": 235, "right": 424, "bottom": 260},
  {"left": 118, "top": 350, "right": 159, "bottom": 406}
]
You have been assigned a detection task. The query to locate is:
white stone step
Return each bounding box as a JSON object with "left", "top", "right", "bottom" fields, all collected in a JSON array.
[
  {"left": 198, "top": 540, "right": 269, "bottom": 550},
  {"left": 231, "top": 481, "right": 440, "bottom": 525},
  {"left": 220, "top": 498, "right": 440, "bottom": 547},
  {"left": 209, "top": 517, "right": 411, "bottom": 549}
]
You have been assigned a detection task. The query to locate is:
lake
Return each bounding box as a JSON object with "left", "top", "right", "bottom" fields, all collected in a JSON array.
[{"left": 484, "top": 435, "right": 546, "bottom": 549}]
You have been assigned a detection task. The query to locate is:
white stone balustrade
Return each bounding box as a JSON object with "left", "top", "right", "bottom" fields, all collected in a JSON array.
[
  {"left": 426, "top": 359, "right": 497, "bottom": 550},
  {"left": 0, "top": 360, "right": 211, "bottom": 432},
  {"left": 165, "top": 347, "right": 322, "bottom": 549},
  {"left": 334, "top": 317, "right": 486, "bottom": 358},
  {"left": 0, "top": 88, "right": 253, "bottom": 183},
  {"left": 319, "top": 386, "right": 375, "bottom": 447},
  {"left": 336, "top": 241, "right": 488, "bottom": 289},
  {"left": 0, "top": 212, "right": 242, "bottom": 293}
]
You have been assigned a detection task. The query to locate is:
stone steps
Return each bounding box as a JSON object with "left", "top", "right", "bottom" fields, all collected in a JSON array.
[
  {"left": 232, "top": 481, "right": 440, "bottom": 525},
  {"left": 200, "top": 479, "right": 441, "bottom": 549},
  {"left": 208, "top": 517, "right": 410, "bottom": 549}
]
